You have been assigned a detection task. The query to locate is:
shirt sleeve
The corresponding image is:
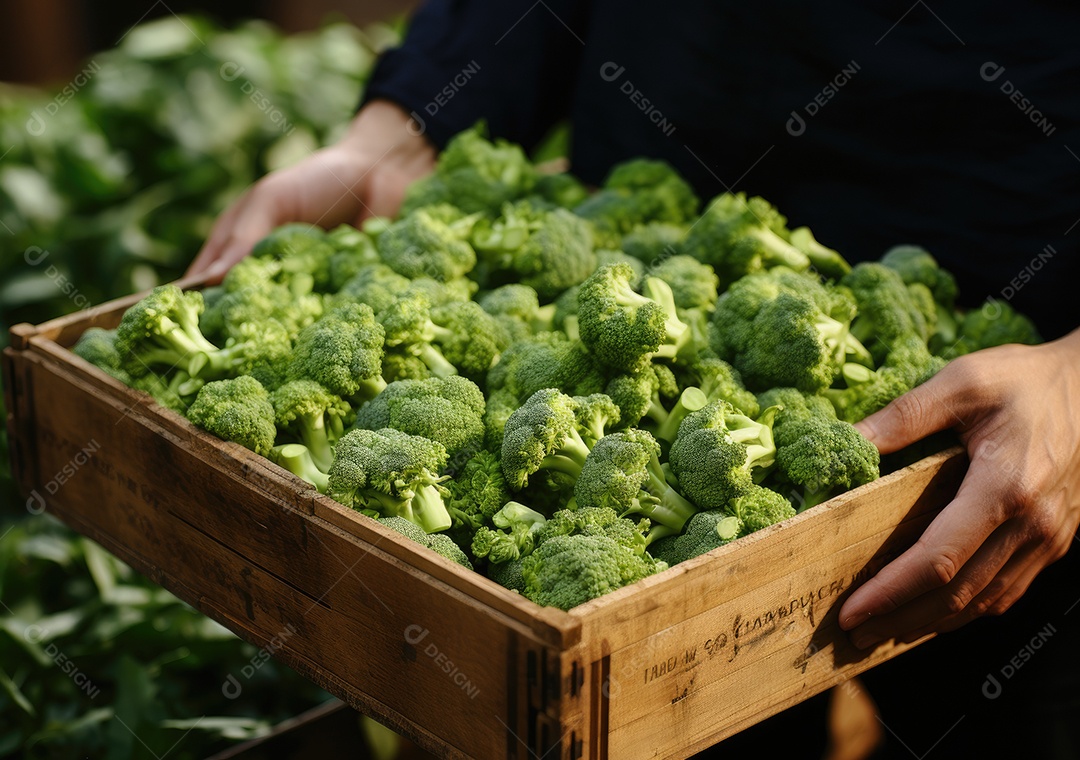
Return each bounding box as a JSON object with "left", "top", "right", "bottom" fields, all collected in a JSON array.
[{"left": 361, "top": 0, "right": 590, "bottom": 150}]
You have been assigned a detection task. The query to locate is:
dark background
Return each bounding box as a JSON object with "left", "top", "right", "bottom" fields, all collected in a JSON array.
[{"left": 1, "top": 0, "right": 417, "bottom": 85}]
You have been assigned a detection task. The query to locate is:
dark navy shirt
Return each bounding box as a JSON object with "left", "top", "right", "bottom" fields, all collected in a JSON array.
[{"left": 365, "top": 1, "right": 1079, "bottom": 338}]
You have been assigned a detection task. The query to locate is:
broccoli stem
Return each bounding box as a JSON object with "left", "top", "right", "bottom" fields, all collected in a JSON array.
[
  {"left": 816, "top": 314, "right": 873, "bottom": 368},
  {"left": 416, "top": 344, "right": 459, "bottom": 379},
  {"left": 749, "top": 227, "right": 811, "bottom": 270},
  {"left": 533, "top": 304, "right": 557, "bottom": 334},
  {"left": 299, "top": 413, "right": 334, "bottom": 473},
  {"left": 353, "top": 375, "right": 389, "bottom": 403},
  {"left": 656, "top": 387, "right": 709, "bottom": 443},
  {"left": 271, "top": 443, "right": 330, "bottom": 492},
  {"left": 641, "top": 453, "right": 698, "bottom": 531},
  {"left": 641, "top": 278, "right": 690, "bottom": 351},
  {"left": 410, "top": 484, "right": 454, "bottom": 533}
]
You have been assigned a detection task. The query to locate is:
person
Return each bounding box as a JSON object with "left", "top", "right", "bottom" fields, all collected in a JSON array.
[{"left": 188, "top": 2, "right": 1080, "bottom": 755}]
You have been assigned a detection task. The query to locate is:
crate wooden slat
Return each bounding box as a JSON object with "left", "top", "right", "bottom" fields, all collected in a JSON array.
[{"left": 3, "top": 292, "right": 967, "bottom": 760}]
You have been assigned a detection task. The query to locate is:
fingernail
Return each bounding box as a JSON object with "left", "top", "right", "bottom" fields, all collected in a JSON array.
[{"left": 840, "top": 611, "right": 871, "bottom": 630}]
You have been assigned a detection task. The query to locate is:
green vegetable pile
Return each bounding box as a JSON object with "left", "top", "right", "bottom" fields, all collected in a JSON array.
[
  {"left": 0, "top": 14, "right": 399, "bottom": 335},
  {"left": 74, "top": 124, "right": 1041, "bottom": 612}
]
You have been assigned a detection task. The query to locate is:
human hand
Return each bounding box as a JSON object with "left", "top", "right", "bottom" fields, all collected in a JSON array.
[
  {"left": 838, "top": 329, "right": 1080, "bottom": 648},
  {"left": 186, "top": 99, "right": 436, "bottom": 282}
]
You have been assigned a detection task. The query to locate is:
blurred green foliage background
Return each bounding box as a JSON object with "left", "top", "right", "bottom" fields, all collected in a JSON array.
[{"left": 0, "top": 15, "right": 400, "bottom": 757}]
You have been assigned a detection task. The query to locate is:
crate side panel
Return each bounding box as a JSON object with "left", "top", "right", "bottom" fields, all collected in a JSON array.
[{"left": 16, "top": 351, "right": 541, "bottom": 760}]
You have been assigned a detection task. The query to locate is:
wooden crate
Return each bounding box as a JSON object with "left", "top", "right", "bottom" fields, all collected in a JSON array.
[{"left": 3, "top": 286, "right": 967, "bottom": 760}]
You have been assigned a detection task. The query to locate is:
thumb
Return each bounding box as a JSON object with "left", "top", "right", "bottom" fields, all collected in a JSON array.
[{"left": 854, "top": 368, "right": 971, "bottom": 455}]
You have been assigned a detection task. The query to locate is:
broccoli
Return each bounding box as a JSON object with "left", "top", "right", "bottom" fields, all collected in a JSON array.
[
  {"left": 789, "top": 227, "right": 852, "bottom": 280},
  {"left": 621, "top": 222, "right": 686, "bottom": 265},
  {"left": 826, "top": 337, "right": 946, "bottom": 422},
  {"left": 648, "top": 255, "right": 720, "bottom": 311},
  {"left": 446, "top": 449, "right": 510, "bottom": 531},
  {"left": 487, "top": 558, "right": 527, "bottom": 593},
  {"left": 484, "top": 388, "right": 522, "bottom": 451},
  {"left": 500, "top": 389, "right": 597, "bottom": 490},
  {"left": 326, "top": 224, "right": 380, "bottom": 291},
  {"left": 532, "top": 172, "right": 588, "bottom": 209},
  {"left": 287, "top": 302, "right": 387, "bottom": 402},
  {"left": 72, "top": 327, "right": 131, "bottom": 384},
  {"left": 578, "top": 263, "right": 690, "bottom": 372},
  {"left": 408, "top": 276, "right": 478, "bottom": 306},
  {"left": 382, "top": 351, "right": 432, "bottom": 383},
  {"left": 531, "top": 507, "right": 654, "bottom": 556},
  {"left": 378, "top": 516, "right": 473, "bottom": 569},
  {"left": 115, "top": 284, "right": 220, "bottom": 378},
  {"left": 650, "top": 510, "right": 741, "bottom": 566},
  {"left": 709, "top": 269, "right": 870, "bottom": 392},
  {"left": 667, "top": 401, "right": 779, "bottom": 510},
  {"left": 270, "top": 442, "right": 330, "bottom": 492},
  {"left": 472, "top": 501, "right": 548, "bottom": 564},
  {"left": 574, "top": 429, "right": 697, "bottom": 536},
  {"left": 473, "top": 202, "right": 598, "bottom": 299},
  {"left": 601, "top": 159, "right": 699, "bottom": 224},
  {"left": 681, "top": 193, "right": 809, "bottom": 285},
  {"left": 201, "top": 258, "right": 324, "bottom": 342},
  {"left": 842, "top": 262, "right": 931, "bottom": 359},
  {"left": 355, "top": 376, "right": 486, "bottom": 460},
  {"left": 602, "top": 363, "right": 685, "bottom": 433},
  {"left": 186, "top": 376, "right": 277, "bottom": 456},
  {"left": 269, "top": 380, "right": 351, "bottom": 472},
  {"left": 682, "top": 357, "right": 760, "bottom": 417},
  {"left": 251, "top": 223, "right": 337, "bottom": 292},
  {"left": 880, "top": 245, "right": 958, "bottom": 309},
  {"left": 728, "top": 485, "right": 797, "bottom": 533},
  {"left": 130, "top": 371, "right": 200, "bottom": 414},
  {"left": 521, "top": 533, "right": 665, "bottom": 610},
  {"left": 946, "top": 299, "right": 1041, "bottom": 357},
  {"left": 378, "top": 205, "right": 479, "bottom": 282},
  {"left": 478, "top": 284, "right": 556, "bottom": 340},
  {"left": 486, "top": 332, "right": 605, "bottom": 403},
  {"left": 335, "top": 263, "right": 412, "bottom": 315},
  {"left": 191, "top": 318, "right": 293, "bottom": 382},
  {"left": 572, "top": 393, "right": 622, "bottom": 446},
  {"left": 401, "top": 124, "right": 537, "bottom": 216},
  {"left": 327, "top": 427, "right": 453, "bottom": 533}
]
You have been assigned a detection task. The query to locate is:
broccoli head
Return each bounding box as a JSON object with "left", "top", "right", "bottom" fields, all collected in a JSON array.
[
  {"left": 72, "top": 328, "right": 131, "bottom": 384},
  {"left": 500, "top": 389, "right": 594, "bottom": 490},
  {"left": 270, "top": 380, "right": 351, "bottom": 472},
  {"left": 379, "top": 516, "right": 473, "bottom": 569},
  {"left": 186, "top": 375, "right": 277, "bottom": 456},
  {"left": 378, "top": 205, "right": 479, "bottom": 282},
  {"left": 115, "top": 284, "right": 219, "bottom": 378},
  {"left": 650, "top": 510, "right": 741, "bottom": 566},
  {"left": 287, "top": 303, "right": 386, "bottom": 402},
  {"left": 648, "top": 255, "right": 720, "bottom": 311}
]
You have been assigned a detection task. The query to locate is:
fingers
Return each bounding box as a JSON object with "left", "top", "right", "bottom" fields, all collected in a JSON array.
[
  {"left": 839, "top": 459, "right": 1006, "bottom": 629},
  {"left": 854, "top": 361, "right": 981, "bottom": 454}
]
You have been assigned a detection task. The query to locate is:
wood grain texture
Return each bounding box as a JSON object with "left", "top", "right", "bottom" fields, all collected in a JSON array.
[{"left": 6, "top": 293, "right": 967, "bottom": 760}]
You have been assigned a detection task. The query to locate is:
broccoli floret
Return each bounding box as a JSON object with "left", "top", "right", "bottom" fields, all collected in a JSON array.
[
  {"left": 408, "top": 276, "right": 478, "bottom": 306},
  {"left": 191, "top": 318, "right": 293, "bottom": 382},
  {"left": 572, "top": 393, "right": 622, "bottom": 446},
  {"left": 842, "top": 262, "right": 931, "bottom": 358},
  {"left": 710, "top": 270, "right": 870, "bottom": 392},
  {"left": 521, "top": 533, "right": 665, "bottom": 610},
  {"left": 486, "top": 332, "right": 605, "bottom": 403},
  {"left": 130, "top": 371, "right": 200, "bottom": 414},
  {"left": 682, "top": 357, "right": 760, "bottom": 417},
  {"left": 532, "top": 172, "right": 588, "bottom": 209},
  {"left": 789, "top": 227, "right": 852, "bottom": 280},
  {"left": 401, "top": 124, "right": 537, "bottom": 216},
  {"left": 531, "top": 506, "right": 652, "bottom": 555},
  {"left": 430, "top": 301, "right": 510, "bottom": 381},
  {"left": 621, "top": 222, "right": 686, "bottom": 265},
  {"left": 879, "top": 245, "right": 958, "bottom": 309},
  {"left": 269, "top": 380, "right": 351, "bottom": 472},
  {"left": 471, "top": 501, "right": 548, "bottom": 563},
  {"left": 946, "top": 299, "right": 1041, "bottom": 357},
  {"left": 826, "top": 337, "right": 946, "bottom": 422},
  {"left": 648, "top": 255, "right": 720, "bottom": 311},
  {"left": 326, "top": 224, "right": 380, "bottom": 291},
  {"left": 500, "top": 389, "right": 595, "bottom": 490},
  {"left": 771, "top": 411, "right": 880, "bottom": 510},
  {"left": 72, "top": 328, "right": 131, "bottom": 384},
  {"left": 287, "top": 302, "right": 386, "bottom": 402},
  {"left": 478, "top": 284, "right": 556, "bottom": 339},
  {"left": 473, "top": 202, "right": 598, "bottom": 298},
  {"left": 681, "top": 193, "right": 809, "bottom": 285},
  {"left": 447, "top": 449, "right": 509, "bottom": 530},
  {"left": 574, "top": 429, "right": 697, "bottom": 536},
  {"left": 378, "top": 205, "right": 479, "bottom": 282},
  {"left": 378, "top": 516, "right": 473, "bottom": 569},
  {"left": 484, "top": 388, "right": 521, "bottom": 451},
  {"left": 355, "top": 376, "right": 486, "bottom": 460},
  {"left": 335, "top": 263, "right": 412, "bottom": 314},
  {"left": 604, "top": 159, "right": 699, "bottom": 224},
  {"left": 487, "top": 558, "right": 527, "bottom": 593},
  {"left": 650, "top": 510, "right": 741, "bottom": 566},
  {"left": 382, "top": 352, "right": 432, "bottom": 383},
  {"left": 115, "top": 285, "right": 220, "bottom": 378},
  {"left": 202, "top": 258, "right": 324, "bottom": 342},
  {"left": 578, "top": 263, "right": 690, "bottom": 372},
  {"left": 186, "top": 376, "right": 277, "bottom": 456},
  {"left": 328, "top": 427, "right": 452, "bottom": 533},
  {"left": 251, "top": 223, "right": 337, "bottom": 292},
  {"left": 729, "top": 485, "right": 796, "bottom": 533},
  {"left": 270, "top": 442, "right": 330, "bottom": 492},
  {"left": 668, "top": 401, "right": 779, "bottom": 510}
]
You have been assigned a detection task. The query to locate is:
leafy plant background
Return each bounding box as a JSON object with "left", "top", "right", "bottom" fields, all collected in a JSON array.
[{"left": 0, "top": 15, "right": 402, "bottom": 758}]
